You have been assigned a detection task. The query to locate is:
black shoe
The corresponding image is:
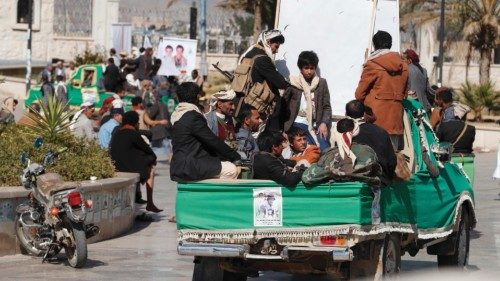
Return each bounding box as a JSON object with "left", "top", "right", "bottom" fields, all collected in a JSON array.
[{"left": 135, "top": 198, "right": 147, "bottom": 204}]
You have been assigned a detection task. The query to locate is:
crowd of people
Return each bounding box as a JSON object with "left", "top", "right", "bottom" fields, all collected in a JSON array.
[
  {"left": 168, "top": 29, "right": 476, "bottom": 189},
  {"left": 1, "top": 29, "right": 477, "bottom": 220}
]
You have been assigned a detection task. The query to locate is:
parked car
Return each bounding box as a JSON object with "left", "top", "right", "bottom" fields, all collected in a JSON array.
[{"left": 24, "top": 64, "right": 177, "bottom": 112}]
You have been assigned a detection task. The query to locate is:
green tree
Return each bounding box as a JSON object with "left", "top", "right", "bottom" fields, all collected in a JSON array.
[
  {"left": 219, "top": 0, "right": 278, "bottom": 41},
  {"left": 74, "top": 47, "right": 106, "bottom": 67},
  {"left": 459, "top": 0, "right": 499, "bottom": 84},
  {"left": 458, "top": 81, "right": 500, "bottom": 121},
  {"left": 400, "top": 0, "right": 499, "bottom": 85}
]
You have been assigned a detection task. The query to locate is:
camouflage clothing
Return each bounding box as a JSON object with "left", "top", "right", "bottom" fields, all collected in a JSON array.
[{"left": 302, "top": 143, "right": 382, "bottom": 185}]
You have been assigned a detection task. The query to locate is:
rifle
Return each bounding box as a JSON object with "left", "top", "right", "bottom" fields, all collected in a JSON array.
[{"left": 212, "top": 62, "right": 234, "bottom": 82}]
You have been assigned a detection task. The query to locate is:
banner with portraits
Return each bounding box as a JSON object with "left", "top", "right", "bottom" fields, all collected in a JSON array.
[{"left": 156, "top": 37, "right": 197, "bottom": 77}]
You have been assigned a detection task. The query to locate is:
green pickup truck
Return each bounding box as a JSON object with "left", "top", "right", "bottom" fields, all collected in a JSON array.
[
  {"left": 175, "top": 99, "right": 476, "bottom": 280},
  {"left": 25, "top": 64, "right": 177, "bottom": 112}
]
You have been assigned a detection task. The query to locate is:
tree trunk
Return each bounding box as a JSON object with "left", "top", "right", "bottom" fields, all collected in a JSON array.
[
  {"left": 253, "top": 0, "right": 262, "bottom": 42},
  {"left": 479, "top": 48, "right": 492, "bottom": 85}
]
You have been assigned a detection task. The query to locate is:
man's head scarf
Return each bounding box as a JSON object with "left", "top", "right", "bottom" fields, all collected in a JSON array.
[{"left": 209, "top": 89, "right": 236, "bottom": 111}]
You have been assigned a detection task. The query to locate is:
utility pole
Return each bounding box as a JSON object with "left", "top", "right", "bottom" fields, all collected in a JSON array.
[
  {"left": 437, "top": 0, "right": 445, "bottom": 86},
  {"left": 26, "top": 0, "right": 33, "bottom": 93},
  {"left": 199, "top": 0, "right": 208, "bottom": 78}
]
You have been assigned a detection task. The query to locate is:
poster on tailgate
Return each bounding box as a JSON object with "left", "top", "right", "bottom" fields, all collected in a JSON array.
[
  {"left": 156, "top": 37, "right": 197, "bottom": 76},
  {"left": 253, "top": 187, "right": 283, "bottom": 227}
]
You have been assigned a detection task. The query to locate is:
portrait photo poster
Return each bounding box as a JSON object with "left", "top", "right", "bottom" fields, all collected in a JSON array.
[
  {"left": 253, "top": 187, "right": 283, "bottom": 227},
  {"left": 156, "top": 37, "right": 197, "bottom": 76}
]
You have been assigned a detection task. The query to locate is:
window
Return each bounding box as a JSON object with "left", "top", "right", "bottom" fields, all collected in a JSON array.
[
  {"left": 16, "top": 0, "right": 33, "bottom": 24},
  {"left": 53, "top": 0, "right": 93, "bottom": 37}
]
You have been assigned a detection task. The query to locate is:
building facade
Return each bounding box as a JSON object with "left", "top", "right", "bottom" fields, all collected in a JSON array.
[{"left": 0, "top": 0, "right": 119, "bottom": 63}]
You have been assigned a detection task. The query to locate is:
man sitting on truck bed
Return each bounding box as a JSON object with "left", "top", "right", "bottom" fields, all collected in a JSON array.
[
  {"left": 286, "top": 127, "right": 320, "bottom": 167},
  {"left": 170, "top": 82, "right": 241, "bottom": 181},
  {"left": 345, "top": 100, "right": 396, "bottom": 185},
  {"left": 253, "top": 130, "right": 304, "bottom": 187}
]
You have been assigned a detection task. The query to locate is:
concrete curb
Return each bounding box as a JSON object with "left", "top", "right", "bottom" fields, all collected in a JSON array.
[{"left": 0, "top": 172, "right": 139, "bottom": 257}]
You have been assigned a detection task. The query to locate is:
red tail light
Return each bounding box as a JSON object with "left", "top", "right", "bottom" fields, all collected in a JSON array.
[
  {"left": 319, "top": 236, "right": 347, "bottom": 246},
  {"left": 67, "top": 192, "right": 82, "bottom": 207}
]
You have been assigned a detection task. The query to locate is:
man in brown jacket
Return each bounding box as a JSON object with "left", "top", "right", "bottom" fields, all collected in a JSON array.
[{"left": 354, "top": 30, "right": 408, "bottom": 151}]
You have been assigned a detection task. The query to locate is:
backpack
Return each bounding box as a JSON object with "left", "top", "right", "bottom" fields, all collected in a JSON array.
[{"left": 232, "top": 54, "right": 275, "bottom": 115}]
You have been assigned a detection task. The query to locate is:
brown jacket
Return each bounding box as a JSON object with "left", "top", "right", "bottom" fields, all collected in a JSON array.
[
  {"left": 354, "top": 52, "right": 408, "bottom": 135},
  {"left": 283, "top": 78, "right": 332, "bottom": 132}
]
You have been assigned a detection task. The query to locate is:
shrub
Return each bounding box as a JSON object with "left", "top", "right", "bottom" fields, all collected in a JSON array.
[
  {"left": 458, "top": 81, "right": 500, "bottom": 121},
  {"left": 74, "top": 46, "right": 106, "bottom": 67},
  {"left": 0, "top": 124, "right": 115, "bottom": 186}
]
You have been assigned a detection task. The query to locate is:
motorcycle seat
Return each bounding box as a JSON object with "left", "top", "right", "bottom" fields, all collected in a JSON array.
[{"left": 37, "top": 173, "right": 77, "bottom": 197}]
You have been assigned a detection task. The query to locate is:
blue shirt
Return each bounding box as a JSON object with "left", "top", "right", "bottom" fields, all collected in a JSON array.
[
  {"left": 98, "top": 119, "right": 119, "bottom": 149},
  {"left": 236, "top": 127, "right": 258, "bottom": 160}
]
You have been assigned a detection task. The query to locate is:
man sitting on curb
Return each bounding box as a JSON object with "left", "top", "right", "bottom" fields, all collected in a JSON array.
[
  {"left": 170, "top": 82, "right": 241, "bottom": 181},
  {"left": 98, "top": 99, "right": 124, "bottom": 150},
  {"left": 70, "top": 101, "right": 96, "bottom": 141},
  {"left": 287, "top": 127, "right": 320, "bottom": 167}
]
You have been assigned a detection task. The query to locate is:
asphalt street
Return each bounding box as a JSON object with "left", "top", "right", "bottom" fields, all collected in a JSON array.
[{"left": 0, "top": 152, "right": 498, "bottom": 281}]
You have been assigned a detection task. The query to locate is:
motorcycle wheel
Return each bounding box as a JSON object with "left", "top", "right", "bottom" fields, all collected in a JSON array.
[
  {"left": 15, "top": 214, "right": 43, "bottom": 256},
  {"left": 62, "top": 219, "right": 88, "bottom": 268}
]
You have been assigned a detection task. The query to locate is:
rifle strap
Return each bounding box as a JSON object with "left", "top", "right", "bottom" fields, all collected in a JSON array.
[{"left": 452, "top": 123, "right": 468, "bottom": 147}]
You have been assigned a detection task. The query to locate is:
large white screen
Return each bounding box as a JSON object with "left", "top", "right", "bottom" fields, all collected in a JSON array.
[{"left": 276, "top": 0, "right": 400, "bottom": 115}]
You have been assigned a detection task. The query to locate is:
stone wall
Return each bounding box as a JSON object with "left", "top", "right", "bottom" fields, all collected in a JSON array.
[
  {"left": 0, "top": 172, "right": 138, "bottom": 257},
  {"left": 0, "top": 0, "right": 118, "bottom": 63}
]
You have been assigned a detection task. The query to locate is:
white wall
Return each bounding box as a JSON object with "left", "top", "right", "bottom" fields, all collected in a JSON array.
[{"left": 0, "top": 0, "right": 118, "bottom": 63}]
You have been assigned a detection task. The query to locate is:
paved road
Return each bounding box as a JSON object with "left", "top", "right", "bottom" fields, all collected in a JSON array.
[{"left": 0, "top": 152, "right": 499, "bottom": 280}]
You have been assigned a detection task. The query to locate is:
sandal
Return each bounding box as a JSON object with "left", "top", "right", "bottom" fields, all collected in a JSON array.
[{"left": 168, "top": 216, "right": 176, "bottom": 223}]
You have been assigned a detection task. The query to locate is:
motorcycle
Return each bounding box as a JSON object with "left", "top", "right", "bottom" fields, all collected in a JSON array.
[{"left": 15, "top": 137, "right": 99, "bottom": 268}]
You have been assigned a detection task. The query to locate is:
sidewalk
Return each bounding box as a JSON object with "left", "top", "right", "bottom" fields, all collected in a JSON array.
[
  {"left": 0, "top": 160, "right": 193, "bottom": 281},
  {"left": 0, "top": 153, "right": 499, "bottom": 280}
]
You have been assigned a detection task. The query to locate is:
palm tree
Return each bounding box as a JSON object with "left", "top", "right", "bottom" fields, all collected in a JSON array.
[
  {"left": 459, "top": 0, "right": 499, "bottom": 84},
  {"left": 400, "top": 0, "right": 499, "bottom": 85},
  {"left": 219, "top": 0, "right": 278, "bottom": 41}
]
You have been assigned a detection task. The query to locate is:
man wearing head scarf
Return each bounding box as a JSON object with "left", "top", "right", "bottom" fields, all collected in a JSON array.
[
  {"left": 354, "top": 30, "right": 409, "bottom": 151},
  {"left": 239, "top": 29, "right": 290, "bottom": 131},
  {"left": 98, "top": 99, "right": 124, "bottom": 149},
  {"left": 206, "top": 89, "right": 238, "bottom": 149},
  {"left": 403, "top": 49, "right": 433, "bottom": 111},
  {"left": 70, "top": 101, "right": 96, "bottom": 141}
]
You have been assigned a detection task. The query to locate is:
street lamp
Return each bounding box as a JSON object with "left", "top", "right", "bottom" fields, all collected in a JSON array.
[
  {"left": 26, "top": 0, "right": 33, "bottom": 93},
  {"left": 437, "top": 0, "right": 445, "bottom": 86}
]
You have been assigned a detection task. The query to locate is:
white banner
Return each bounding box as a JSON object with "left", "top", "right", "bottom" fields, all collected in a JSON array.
[
  {"left": 156, "top": 37, "right": 198, "bottom": 77},
  {"left": 276, "top": 0, "right": 400, "bottom": 115}
]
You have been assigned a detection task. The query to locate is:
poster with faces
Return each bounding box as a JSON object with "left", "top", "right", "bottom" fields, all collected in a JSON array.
[{"left": 156, "top": 37, "right": 197, "bottom": 76}]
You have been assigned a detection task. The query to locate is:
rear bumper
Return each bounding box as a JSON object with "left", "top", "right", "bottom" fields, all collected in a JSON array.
[{"left": 177, "top": 242, "right": 353, "bottom": 262}]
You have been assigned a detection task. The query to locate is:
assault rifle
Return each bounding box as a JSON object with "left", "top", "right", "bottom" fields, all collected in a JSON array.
[{"left": 212, "top": 62, "right": 234, "bottom": 82}]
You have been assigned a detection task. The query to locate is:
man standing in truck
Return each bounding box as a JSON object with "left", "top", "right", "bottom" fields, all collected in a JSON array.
[
  {"left": 354, "top": 30, "right": 408, "bottom": 151},
  {"left": 238, "top": 29, "right": 290, "bottom": 131}
]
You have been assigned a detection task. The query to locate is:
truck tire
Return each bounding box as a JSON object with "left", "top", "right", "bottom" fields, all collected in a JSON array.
[
  {"left": 192, "top": 257, "right": 247, "bottom": 281},
  {"left": 379, "top": 233, "right": 401, "bottom": 278},
  {"left": 437, "top": 209, "right": 469, "bottom": 268}
]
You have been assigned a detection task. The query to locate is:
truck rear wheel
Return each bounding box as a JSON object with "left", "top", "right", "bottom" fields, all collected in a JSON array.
[
  {"left": 437, "top": 209, "right": 469, "bottom": 268},
  {"left": 192, "top": 257, "right": 247, "bottom": 281},
  {"left": 374, "top": 233, "right": 401, "bottom": 280}
]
